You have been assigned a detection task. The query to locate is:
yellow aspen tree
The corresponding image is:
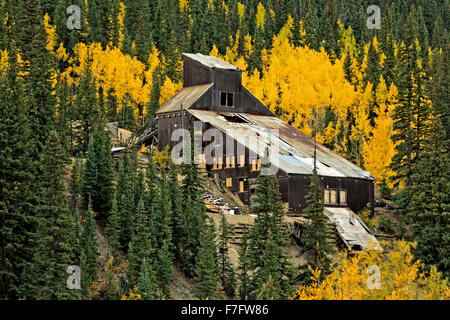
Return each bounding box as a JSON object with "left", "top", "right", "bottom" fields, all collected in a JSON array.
[
  {"left": 294, "top": 241, "right": 450, "bottom": 300},
  {"left": 0, "top": 50, "right": 8, "bottom": 72},
  {"left": 363, "top": 77, "right": 398, "bottom": 186},
  {"left": 159, "top": 76, "right": 182, "bottom": 106},
  {"left": 256, "top": 2, "right": 265, "bottom": 30},
  {"left": 43, "top": 13, "right": 57, "bottom": 52}
]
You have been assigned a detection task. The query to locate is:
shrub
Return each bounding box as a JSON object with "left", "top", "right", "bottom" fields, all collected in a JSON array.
[{"left": 378, "top": 217, "right": 394, "bottom": 233}]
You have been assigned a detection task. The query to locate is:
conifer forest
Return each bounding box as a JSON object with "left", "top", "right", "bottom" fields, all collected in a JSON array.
[{"left": 0, "top": 0, "right": 449, "bottom": 304}]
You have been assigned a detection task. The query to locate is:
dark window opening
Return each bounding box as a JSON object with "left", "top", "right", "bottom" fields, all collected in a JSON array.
[
  {"left": 227, "top": 92, "right": 234, "bottom": 106},
  {"left": 220, "top": 92, "right": 227, "bottom": 106},
  {"left": 220, "top": 92, "right": 234, "bottom": 107},
  {"left": 222, "top": 114, "right": 248, "bottom": 123}
]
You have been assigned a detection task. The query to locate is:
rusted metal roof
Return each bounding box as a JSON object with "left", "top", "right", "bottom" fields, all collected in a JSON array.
[
  {"left": 324, "top": 207, "right": 382, "bottom": 253},
  {"left": 188, "top": 109, "right": 373, "bottom": 179},
  {"left": 183, "top": 53, "right": 242, "bottom": 71},
  {"left": 156, "top": 83, "right": 213, "bottom": 114}
]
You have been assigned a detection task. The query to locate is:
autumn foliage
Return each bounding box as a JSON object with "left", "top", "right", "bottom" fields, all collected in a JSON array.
[{"left": 293, "top": 241, "right": 450, "bottom": 300}]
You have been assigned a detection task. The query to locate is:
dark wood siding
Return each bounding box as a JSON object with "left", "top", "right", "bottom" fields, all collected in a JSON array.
[
  {"left": 183, "top": 58, "right": 213, "bottom": 87},
  {"left": 157, "top": 112, "right": 192, "bottom": 151},
  {"left": 288, "top": 174, "right": 374, "bottom": 214}
]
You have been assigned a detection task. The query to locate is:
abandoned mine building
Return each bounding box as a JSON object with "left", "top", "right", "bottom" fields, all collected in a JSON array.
[{"left": 141, "top": 53, "right": 375, "bottom": 218}]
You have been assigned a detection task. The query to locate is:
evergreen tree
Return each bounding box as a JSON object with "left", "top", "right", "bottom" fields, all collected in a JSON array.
[
  {"left": 74, "top": 65, "right": 100, "bottom": 153},
  {"left": 107, "top": 192, "right": 121, "bottom": 252},
  {"left": 145, "top": 66, "right": 161, "bottom": 122},
  {"left": 320, "top": 0, "right": 339, "bottom": 59},
  {"left": 193, "top": 217, "right": 220, "bottom": 299},
  {"left": 391, "top": 20, "right": 432, "bottom": 195},
  {"left": 237, "top": 226, "right": 251, "bottom": 300},
  {"left": 168, "top": 163, "right": 184, "bottom": 260},
  {"left": 302, "top": 0, "right": 319, "bottom": 50},
  {"left": 137, "top": 258, "right": 157, "bottom": 300},
  {"left": 80, "top": 202, "right": 99, "bottom": 297},
  {"left": 127, "top": 199, "right": 153, "bottom": 286},
  {"left": 0, "top": 48, "right": 36, "bottom": 299},
  {"left": 16, "top": 0, "right": 56, "bottom": 154},
  {"left": 218, "top": 215, "right": 236, "bottom": 298},
  {"left": 117, "top": 101, "right": 136, "bottom": 132},
  {"left": 408, "top": 119, "right": 450, "bottom": 278},
  {"left": 179, "top": 123, "right": 207, "bottom": 276},
  {"left": 302, "top": 161, "right": 333, "bottom": 270},
  {"left": 163, "top": 30, "right": 182, "bottom": 82},
  {"left": 428, "top": 47, "right": 449, "bottom": 139},
  {"left": 153, "top": 169, "right": 174, "bottom": 298},
  {"left": 117, "top": 154, "right": 135, "bottom": 250},
  {"left": 27, "top": 131, "right": 78, "bottom": 299},
  {"left": 69, "top": 154, "right": 83, "bottom": 214},
  {"left": 81, "top": 124, "right": 115, "bottom": 220},
  {"left": 248, "top": 167, "right": 294, "bottom": 299}
]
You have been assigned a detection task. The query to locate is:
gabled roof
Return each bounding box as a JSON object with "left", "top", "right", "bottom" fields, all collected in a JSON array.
[
  {"left": 182, "top": 53, "right": 242, "bottom": 71},
  {"left": 156, "top": 83, "right": 213, "bottom": 114},
  {"left": 188, "top": 109, "right": 373, "bottom": 179}
]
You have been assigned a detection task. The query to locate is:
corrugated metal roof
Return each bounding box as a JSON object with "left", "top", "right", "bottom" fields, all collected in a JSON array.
[
  {"left": 188, "top": 109, "right": 374, "bottom": 179},
  {"left": 156, "top": 83, "right": 213, "bottom": 114},
  {"left": 324, "top": 207, "right": 382, "bottom": 252},
  {"left": 183, "top": 53, "right": 242, "bottom": 71}
]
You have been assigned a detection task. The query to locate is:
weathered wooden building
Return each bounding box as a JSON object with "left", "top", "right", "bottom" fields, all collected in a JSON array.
[{"left": 154, "top": 53, "right": 375, "bottom": 215}]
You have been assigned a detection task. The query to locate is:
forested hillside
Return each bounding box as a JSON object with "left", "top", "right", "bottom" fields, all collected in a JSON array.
[{"left": 0, "top": 0, "right": 449, "bottom": 300}]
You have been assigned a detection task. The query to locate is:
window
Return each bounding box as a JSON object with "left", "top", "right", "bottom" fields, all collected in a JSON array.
[
  {"left": 227, "top": 93, "right": 234, "bottom": 106},
  {"left": 257, "top": 159, "right": 261, "bottom": 170},
  {"left": 251, "top": 159, "right": 258, "bottom": 171},
  {"left": 220, "top": 92, "right": 234, "bottom": 107},
  {"left": 217, "top": 157, "right": 223, "bottom": 169},
  {"left": 330, "top": 189, "right": 337, "bottom": 204},
  {"left": 212, "top": 157, "right": 218, "bottom": 170},
  {"left": 239, "top": 154, "right": 245, "bottom": 167},
  {"left": 324, "top": 188, "right": 338, "bottom": 204},
  {"left": 225, "top": 156, "right": 235, "bottom": 168},
  {"left": 226, "top": 178, "right": 232, "bottom": 188},
  {"left": 340, "top": 190, "right": 347, "bottom": 204},
  {"left": 239, "top": 179, "right": 245, "bottom": 192},
  {"left": 324, "top": 189, "right": 330, "bottom": 204}
]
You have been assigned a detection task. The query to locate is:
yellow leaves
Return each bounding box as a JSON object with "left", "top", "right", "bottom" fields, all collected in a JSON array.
[
  {"left": 179, "top": 0, "right": 188, "bottom": 12},
  {"left": 294, "top": 241, "right": 450, "bottom": 300},
  {"left": 362, "top": 77, "right": 398, "bottom": 186},
  {"left": 118, "top": 2, "right": 126, "bottom": 49},
  {"left": 0, "top": 49, "right": 8, "bottom": 72},
  {"left": 160, "top": 76, "right": 182, "bottom": 106},
  {"left": 121, "top": 286, "right": 144, "bottom": 300},
  {"left": 237, "top": 2, "right": 245, "bottom": 21},
  {"left": 337, "top": 20, "right": 356, "bottom": 57},
  {"left": 256, "top": 2, "right": 265, "bottom": 30},
  {"left": 243, "top": 37, "right": 357, "bottom": 138},
  {"left": 154, "top": 146, "right": 171, "bottom": 168},
  {"left": 273, "top": 16, "right": 293, "bottom": 46},
  {"left": 209, "top": 44, "right": 222, "bottom": 59},
  {"left": 43, "top": 13, "right": 57, "bottom": 52}
]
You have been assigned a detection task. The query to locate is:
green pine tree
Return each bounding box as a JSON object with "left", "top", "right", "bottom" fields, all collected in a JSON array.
[
  {"left": 218, "top": 215, "right": 236, "bottom": 298},
  {"left": 137, "top": 258, "right": 157, "bottom": 300},
  {"left": 127, "top": 199, "right": 153, "bottom": 286},
  {"left": 80, "top": 202, "right": 99, "bottom": 297},
  {"left": 27, "top": 131, "right": 78, "bottom": 300},
  {"left": 193, "top": 217, "right": 220, "bottom": 299},
  {"left": 302, "top": 164, "right": 333, "bottom": 271},
  {"left": 0, "top": 47, "right": 36, "bottom": 299},
  {"left": 237, "top": 225, "right": 251, "bottom": 300},
  {"left": 81, "top": 124, "right": 115, "bottom": 220},
  {"left": 408, "top": 119, "right": 450, "bottom": 278}
]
